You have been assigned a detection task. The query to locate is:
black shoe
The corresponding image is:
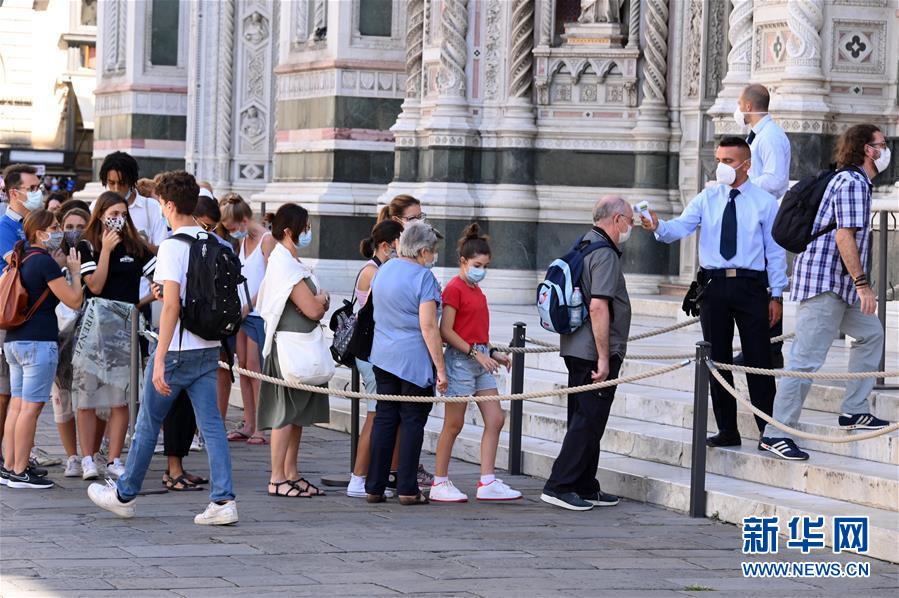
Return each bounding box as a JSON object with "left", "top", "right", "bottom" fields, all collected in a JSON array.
[
  {"left": 838, "top": 413, "right": 890, "bottom": 430},
  {"left": 540, "top": 488, "right": 593, "bottom": 511},
  {"left": 0, "top": 466, "right": 9, "bottom": 486},
  {"left": 759, "top": 437, "right": 809, "bottom": 461},
  {"left": 706, "top": 431, "right": 741, "bottom": 447},
  {"left": 386, "top": 471, "right": 398, "bottom": 494},
  {"left": 579, "top": 491, "right": 620, "bottom": 507},
  {"left": 7, "top": 469, "right": 54, "bottom": 489},
  {"left": 26, "top": 465, "right": 48, "bottom": 478}
]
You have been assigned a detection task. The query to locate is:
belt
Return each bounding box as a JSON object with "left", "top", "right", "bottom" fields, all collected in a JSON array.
[{"left": 701, "top": 268, "right": 766, "bottom": 281}]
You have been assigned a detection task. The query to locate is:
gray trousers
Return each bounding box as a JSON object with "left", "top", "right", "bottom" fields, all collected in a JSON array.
[{"left": 765, "top": 291, "right": 884, "bottom": 440}]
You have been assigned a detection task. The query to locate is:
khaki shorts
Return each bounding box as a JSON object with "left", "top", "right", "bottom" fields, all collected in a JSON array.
[{"left": 53, "top": 384, "right": 110, "bottom": 423}]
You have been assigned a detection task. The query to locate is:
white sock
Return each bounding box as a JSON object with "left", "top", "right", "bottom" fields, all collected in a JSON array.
[
  {"left": 434, "top": 475, "right": 449, "bottom": 485},
  {"left": 480, "top": 474, "right": 496, "bottom": 485}
]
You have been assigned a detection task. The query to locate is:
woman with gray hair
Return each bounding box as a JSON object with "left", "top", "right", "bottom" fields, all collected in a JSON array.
[{"left": 365, "top": 221, "right": 447, "bottom": 505}]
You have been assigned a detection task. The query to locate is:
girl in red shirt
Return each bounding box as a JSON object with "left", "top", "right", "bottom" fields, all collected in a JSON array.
[{"left": 431, "top": 224, "right": 521, "bottom": 502}]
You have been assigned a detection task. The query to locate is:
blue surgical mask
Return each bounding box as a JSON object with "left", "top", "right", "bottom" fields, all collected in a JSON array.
[
  {"left": 230, "top": 229, "right": 248, "bottom": 240},
  {"left": 24, "top": 189, "right": 43, "bottom": 211},
  {"left": 425, "top": 252, "right": 438, "bottom": 269},
  {"left": 466, "top": 266, "right": 486, "bottom": 283},
  {"left": 298, "top": 229, "right": 312, "bottom": 248}
]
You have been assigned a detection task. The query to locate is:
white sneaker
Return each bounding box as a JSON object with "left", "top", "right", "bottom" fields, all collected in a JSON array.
[
  {"left": 107, "top": 458, "right": 126, "bottom": 478},
  {"left": 429, "top": 480, "right": 468, "bottom": 502},
  {"left": 194, "top": 501, "right": 239, "bottom": 526},
  {"left": 93, "top": 453, "right": 107, "bottom": 475},
  {"left": 477, "top": 479, "right": 522, "bottom": 501},
  {"left": 82, "top": 456, "right": 99, "bottom": 480},
  {"left": 190, "top": 434, "right": 205, "bottom": 452},
  {"left": 88, "top": 479, "right": 135, "bottom": 518},
  {"left": 30, "top": 447, "right": 62, "bottom": 467},
  {"left": 346, "top": 474, "right": 367, "bottom": 498},
  {"left": 64, "top": 455, "right": 81, "bottom": 478}
]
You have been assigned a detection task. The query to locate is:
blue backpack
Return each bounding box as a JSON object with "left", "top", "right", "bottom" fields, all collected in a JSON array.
[{"left": 536, "top": 236, "right": 609, "bottom": 334}]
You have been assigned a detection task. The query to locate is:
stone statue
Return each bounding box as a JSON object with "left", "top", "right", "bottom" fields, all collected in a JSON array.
[
  {"left": 578, "top": 0, "right": 624, "bottom": 24},
  {"left": 243, "top": 12, "right": 269, "bottom": 44},
  {"left": 241, "top": 107, "right": 264, "bottom": 138}
]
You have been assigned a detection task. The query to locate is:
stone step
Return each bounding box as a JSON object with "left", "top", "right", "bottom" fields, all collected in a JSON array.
[
  {"left": 489, "top": 369, "right": 898, "bottom": 464},
  {"left": 321, "top": 400, "right": 898, "bottom": 564},
  {"left": 518, "top": 356, "right": 899, "bottom": 422}
]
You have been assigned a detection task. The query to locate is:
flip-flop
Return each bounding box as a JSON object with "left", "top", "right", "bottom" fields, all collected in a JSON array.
[
  {"left": 227, "top": 430, "right": 250, "bottom": 442},
  {"left": 246, "top": 435, "right": 268, "bottom": 445},
  {"left": 182, "top": 471, "right": 209, "bottom": 485}
]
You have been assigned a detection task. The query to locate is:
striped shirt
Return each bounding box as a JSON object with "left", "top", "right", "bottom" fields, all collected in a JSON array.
[{"left": 791, "top": 167, "right": 872, "bottom": 305}]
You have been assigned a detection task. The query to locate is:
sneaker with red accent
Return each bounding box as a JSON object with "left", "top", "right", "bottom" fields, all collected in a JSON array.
[
  {"left": 429, "top": 480, "right": 468, "bottom": 502},
  {"left": 476, "top": 479, "right": 522, "bottom": 501}
]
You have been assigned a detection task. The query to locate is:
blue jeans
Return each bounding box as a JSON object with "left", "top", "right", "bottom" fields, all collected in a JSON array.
[
  {"left": 117, "top": 347, "right": 235, "bottom": 503},
  {"left": 4, "top": 341, "right": 58, "bottom": 403}
]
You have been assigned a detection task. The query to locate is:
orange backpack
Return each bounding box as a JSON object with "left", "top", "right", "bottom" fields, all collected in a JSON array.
[{"left": 0, "top": 241, "right": 50, "bottom": 330}]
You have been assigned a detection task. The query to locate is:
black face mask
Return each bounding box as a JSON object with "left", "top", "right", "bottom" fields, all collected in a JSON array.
[{"left": 63, "top": 230, "right": 82, "bottom": 250}]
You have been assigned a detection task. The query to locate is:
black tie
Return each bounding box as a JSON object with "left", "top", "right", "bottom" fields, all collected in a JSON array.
[
  {"left": 720, "top": 188, "right": 739, "bottom": 260},
  {"left": 746, "top": 130, "right": 756, "bottom": 145}
]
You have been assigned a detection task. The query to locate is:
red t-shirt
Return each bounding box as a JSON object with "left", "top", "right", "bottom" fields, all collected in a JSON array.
[{"left": 442, "top": 275, "right": 489, "bottom": 345}]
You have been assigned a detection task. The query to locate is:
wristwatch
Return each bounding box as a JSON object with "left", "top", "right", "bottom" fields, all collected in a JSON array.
[
  {"left": 771, "top": 296, "right": 783, "bottom": 304},
  {"left": 468, "top": 345, "right": 478, "bottom": 358}
]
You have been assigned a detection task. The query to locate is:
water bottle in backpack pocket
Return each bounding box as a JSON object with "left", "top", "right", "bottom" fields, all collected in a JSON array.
[{"left": 536, "top": 237, "right": 609, "bottom": 334}]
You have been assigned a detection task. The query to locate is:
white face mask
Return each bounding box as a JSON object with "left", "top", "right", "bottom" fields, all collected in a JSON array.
[
  {"left": 872, "top": 146, "right": 891, "bottom": 173},
  {"left": 617, "top": 215, "right": 632, "bottom": 244},
  {"left": 715, "top": 159, "right": 748, "bottom": 186},
  {"left": 733, "top": 106, "right": 747, "bottom": 129}
]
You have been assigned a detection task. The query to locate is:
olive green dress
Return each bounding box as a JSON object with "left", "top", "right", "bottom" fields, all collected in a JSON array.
[{"left": 256, "top": 278, "right": 331, "bottom": 431}]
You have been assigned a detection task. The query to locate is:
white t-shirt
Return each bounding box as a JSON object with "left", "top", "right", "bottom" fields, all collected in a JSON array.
[{"left": 154, "top": 226, "right": 220, "bottom": 352}]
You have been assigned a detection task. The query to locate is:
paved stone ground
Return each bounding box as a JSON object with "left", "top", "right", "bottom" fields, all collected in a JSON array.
[{"left": 1, "top": 410, "right": 897, "bottom": 597}]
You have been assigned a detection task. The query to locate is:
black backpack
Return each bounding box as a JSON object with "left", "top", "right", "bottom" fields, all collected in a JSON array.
[
  {"left": 173, "top": 232, "right": 247, "bottom": 341},
  {"left": 772, "top": 166, "right": 860, "bottom": 253}
]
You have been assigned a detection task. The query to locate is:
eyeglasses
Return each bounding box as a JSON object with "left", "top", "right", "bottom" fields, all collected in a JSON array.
[
  {"left": 17, "top": 184, "right": 43, "bottom": 193},
  {"left": 867, "top": 142, "right": 887, "bottom": 150},
  {"left": 401, "top": 212, "right": 427, "bottom": 222}
]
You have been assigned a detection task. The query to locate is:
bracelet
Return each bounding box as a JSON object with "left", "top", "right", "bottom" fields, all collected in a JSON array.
[
  {"left": 488, "top": 347, "right": 498, "bottom": 358},
  {"left": 855, "top": 281, "right": 870, "bottom": 289},
  {"left": 853, "top": 273, "right": 867, "bottom": 283},
  {"left": 467, "top": 344, "right": 477, "bottom": 358}
]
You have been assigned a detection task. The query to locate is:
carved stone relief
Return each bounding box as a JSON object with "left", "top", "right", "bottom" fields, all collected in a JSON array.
[{"left": 831, "top": 20, "right": 886, "bottom": 75}]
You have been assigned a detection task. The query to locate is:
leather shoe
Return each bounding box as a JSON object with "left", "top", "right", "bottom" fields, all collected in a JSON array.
[{"left": 706, "top": 431, "right": 741, "bottom": 447}]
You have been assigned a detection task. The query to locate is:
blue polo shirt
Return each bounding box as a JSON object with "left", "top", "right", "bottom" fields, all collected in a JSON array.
[{"left": 0, "top": 209, "right": 27, "bottom": 264}]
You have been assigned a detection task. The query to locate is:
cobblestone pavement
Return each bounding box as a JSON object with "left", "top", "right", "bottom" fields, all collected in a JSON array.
[{"left": 1, "top": 410, "right": 896, "bottom": 597}]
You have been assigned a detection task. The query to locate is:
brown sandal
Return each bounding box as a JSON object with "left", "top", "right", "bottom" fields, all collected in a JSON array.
[{"left": 399, "top": 492, "right": 429, "bottom": 506}]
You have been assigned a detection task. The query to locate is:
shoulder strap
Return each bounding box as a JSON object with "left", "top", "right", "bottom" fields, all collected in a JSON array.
[
  {"left": 171, "top": 232, "right": 197, "bottom": 245},
  {"left": 812, "top": 166, "right": 867, "bottom": 241}
]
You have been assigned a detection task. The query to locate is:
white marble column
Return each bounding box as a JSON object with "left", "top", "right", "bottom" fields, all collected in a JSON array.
[
  {"left": 501, "top": 0, "right": 537, "bottom": 132},
  {"left": 635, "top": 0, "right": 670, "bottom": 129},
  {"left": 625, "top": 0, "right": 641, "bottom": 50},
  {"left": 708, "top": 0, "right": 753, "bottom": 117},
  {"left": 770, "top": 0, "right": 829, "bottom": 115},
  {"left": 427, "top": 0, "right": 472, "bottom": 129},
  {"left": 391, "top": 0, "right": 425, "bottom": 137}
]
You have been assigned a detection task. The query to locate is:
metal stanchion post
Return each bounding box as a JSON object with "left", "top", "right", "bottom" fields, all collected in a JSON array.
[
  {"left": 689, "top": 341, "right": 710, "bottom": 518},
  {"left": 128, "top": 305, "right": 139, "bottom": 444},
  {"left": 875, "top": 210, "right": 895, "bottom": 389},
  {"left": 508, "top": 322, "right": 526, "bottom": 476},
  {"left": 350, "top": 365, "right": 361, "bottom": 471}
]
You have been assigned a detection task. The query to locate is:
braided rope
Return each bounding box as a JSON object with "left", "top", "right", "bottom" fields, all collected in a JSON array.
[
  {"left": 220, "top": 360, "right": 690, "bottom": 403},
  {"left": 712, "top": 362, "right": 899, "bottom": 380},
  {"left": 706, "top": 363, "right": 899, "bottom": 442},
  {"left": 628, "top": 316, "right": 700, "bottom": 341}
]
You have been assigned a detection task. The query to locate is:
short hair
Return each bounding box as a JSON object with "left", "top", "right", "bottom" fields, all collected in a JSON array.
[
  {"left": 23, "top": 209, "right": 57, "bottom": 244},
  {"left": 378, "top": 194, "right": 421, "bottom": 223},
  {"left": 194, "top": 195, "right": 221, "bottom": 223},
  {"left": 592, "top": 195, "right": 630, "bottom": 223},
  {"left": 155, "top": 170, "right": 199, "bottom": 215},
  {"left": 360, "top": 219, "right": 403, "bottom": 259},
  {"left": 135, "top": 178, "right": 156, "bottom": 197},
  {"left": 717, "top": 135, "right": 752, "bottom": 159},
  {"left": 60, "top": 207, "right": 90, "bottom": 227},
  {"left": 457, "top": 222, "right": 490, "bottom": 259},
  {"left": 271, "top": 203, "right": 309, "bottom": 244},
  {"left": 99, "top": 151, "right": 140, "bottom": 188},
  {"left": 741, "top": 84, "right": 770, "bottom": 111},
  {"left": 3, "top": 164, "right": 38, "bottom": 193},
  {"left": 57, "top": 198, "right": 91, "bottom": 219},
  {"left": 219, "top": 193, "right": 253, "bottom": 223},
  {"left": 398, "top": 221, "right": 439, "bottom": 258},
  {"left": 834, "top": 124, "right": 881, "bottom": 169}
]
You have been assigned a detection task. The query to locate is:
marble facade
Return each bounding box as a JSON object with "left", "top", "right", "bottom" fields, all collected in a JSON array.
[{"left": 86, "top": 0, "right": 899, "bottom": 302}]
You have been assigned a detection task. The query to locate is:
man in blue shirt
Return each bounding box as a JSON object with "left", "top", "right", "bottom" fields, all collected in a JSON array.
[
  {"left": 1, "top": 164, "right": 42, "bottom": 264},
  {"left": 642, "top": 137, "right": 787, "bottom": 448}
]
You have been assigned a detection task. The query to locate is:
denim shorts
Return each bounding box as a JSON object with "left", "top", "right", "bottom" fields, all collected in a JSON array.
[
  {"left": 445, "top": 344, "right": 497, "bottom": 397},
  {"left": 355, "top": 358, "right": 378, "bottom": 412},
  {"left": 4, "top": 341, "right": 59, "bottom": 403},
  {"left": 240, "top": 315, "right": 265, "bottom": 363}
]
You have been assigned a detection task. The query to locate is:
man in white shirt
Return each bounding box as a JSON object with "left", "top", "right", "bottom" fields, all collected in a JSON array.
[
  {"left": 735, "top": 84, "right": 792, "bottom": 198},
  {"left": 88, "top": 170, "right": 238, "bottom": 526},
  {"left": 734, "top": 84, "right": 791, "bottom": 367}
]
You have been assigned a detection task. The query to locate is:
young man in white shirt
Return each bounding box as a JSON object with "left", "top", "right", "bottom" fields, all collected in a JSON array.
[{"left": 88, "top": 171, "right": 237, "bottom": 525}]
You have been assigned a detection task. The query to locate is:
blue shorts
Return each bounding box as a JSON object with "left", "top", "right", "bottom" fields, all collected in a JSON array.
[
  {"left": 4, "top": 341, "right": 59, "bottom": 403},
  {"left": 240, "top": 315, "right": 265, "bottom": 363},
  {"left": 445, "top": 344, "right": 497, "bottom": 397},
  {"left": 355, "top": 358, "right": 378, "bottom": 412}
]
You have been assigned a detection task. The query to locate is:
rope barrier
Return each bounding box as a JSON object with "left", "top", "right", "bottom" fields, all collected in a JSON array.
[
  {"left": 219, "top": 360, "right": 691, "bottom": 403},
  {"left": 712, "top": 362, "right": 899, "bottom": 380},
  {"left": 627, "top": 316, "right": 700, "bottom": 341},
  {"left": 705, "top": 362, "right": 899, "bottom": 442}
]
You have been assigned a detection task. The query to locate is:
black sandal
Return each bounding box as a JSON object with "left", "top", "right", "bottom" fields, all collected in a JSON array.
[
  {"left": 399, "top": 492, "right": 429, "bottom": 506},
  {"left": 164, "top": 473, "right": 203, "bottom": 492},
  {"left": 182, "top": 471, "right": 209, "bottom": 485},
  {"left": 290, "top": 477, "right": 325, "bottom": 496},
  {"left": 268, "top": 481, "right": 305, "bottom": 498}
]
